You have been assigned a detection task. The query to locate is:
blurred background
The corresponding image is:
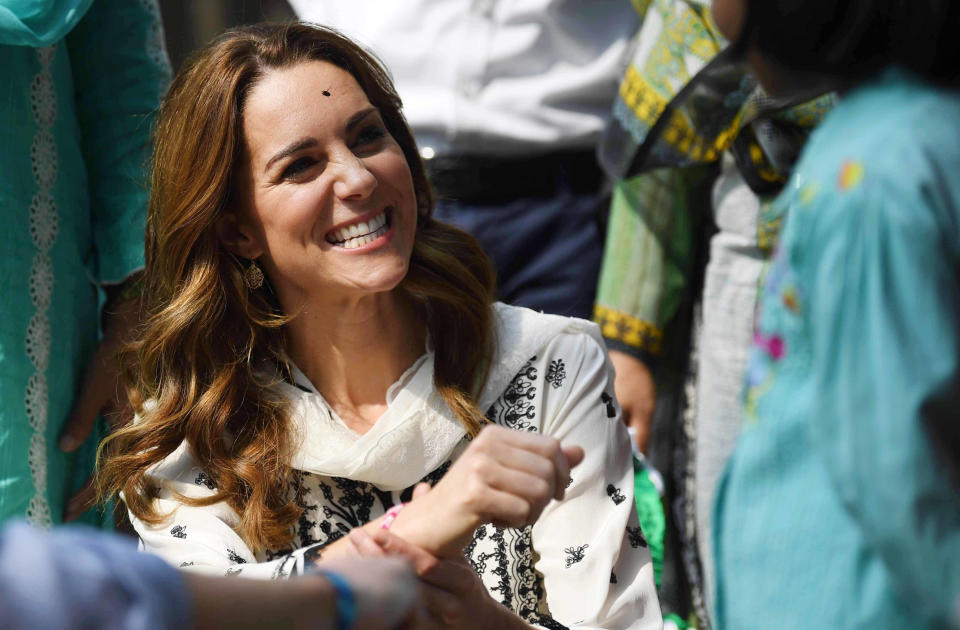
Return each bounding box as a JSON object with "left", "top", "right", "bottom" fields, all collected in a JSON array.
[{"left": 158, "top": 0, "right": 294, "bottom": 70}]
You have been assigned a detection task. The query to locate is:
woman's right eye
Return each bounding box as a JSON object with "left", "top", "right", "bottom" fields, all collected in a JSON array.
[{"left": 282, "top": 157, "right": 316, "bottom": 180}]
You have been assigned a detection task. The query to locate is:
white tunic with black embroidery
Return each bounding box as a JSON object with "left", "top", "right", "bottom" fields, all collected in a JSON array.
[{"left": 131, "top": 303, "right": 662, "bottom": 630}]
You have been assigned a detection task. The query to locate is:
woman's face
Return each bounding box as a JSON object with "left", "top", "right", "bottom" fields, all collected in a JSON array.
[{"left": 229, "top": 60, "right": 418, "bottom": 308}]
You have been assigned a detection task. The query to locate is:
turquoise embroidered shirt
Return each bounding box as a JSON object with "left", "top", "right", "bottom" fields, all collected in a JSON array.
[
  {"left": 715, "top": 69, "right": 960, "bottom": 629},
  {"left": 0, "top": 0, "right": 169, "bottom": 527}
]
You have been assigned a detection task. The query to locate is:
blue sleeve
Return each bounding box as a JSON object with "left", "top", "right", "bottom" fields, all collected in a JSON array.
[
  {"left": 0, "top": 522, "right": 192, "bottom": 630},
  {"left": 805, "top": 182, "right": 960, "bottom": 626},
  {"left": 64, "top": 0, "right": 171, "bottom": 285}
]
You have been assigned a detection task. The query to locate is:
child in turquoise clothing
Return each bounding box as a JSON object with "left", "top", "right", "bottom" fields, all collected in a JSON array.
[{"left": 710, "top": 0, "right": 960, "bottom": 628}]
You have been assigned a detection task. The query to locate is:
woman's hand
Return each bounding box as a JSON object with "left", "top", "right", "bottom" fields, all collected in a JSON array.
[
  {"left": 59, "top": 296, "right": 140, "bottom": 521},
  {"left": 347, "top": 526, "right": 530, "bottom": 630},
  {"left": 393, "top": 425, "right": 584, "bottom": 556}
]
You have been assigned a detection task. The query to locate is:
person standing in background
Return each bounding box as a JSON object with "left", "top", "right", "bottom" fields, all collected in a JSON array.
[
  {"left": 593, "top": 1, "right": 832, "bottom": 625},
  {"left": 287, "top": 0, "right": 638, "bottom": 320},
  {"left": 0, "top": 0, "right": 171, "bottom": 526},
  {"left": 712, "top": 0, "right": 960, "bottom": 627}
]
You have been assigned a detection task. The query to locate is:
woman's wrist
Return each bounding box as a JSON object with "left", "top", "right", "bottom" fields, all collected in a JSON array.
[{"left": 385, "top": 491, "right": 480, "bottom": 556}]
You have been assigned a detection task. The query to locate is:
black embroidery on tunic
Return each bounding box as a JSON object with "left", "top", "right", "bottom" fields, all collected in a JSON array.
[
  {"left": 610, "top": 571, "right": 618, "bottom": 584},
  {"left": 545, "top": 359, "right": 566, "bottom": 389},
  {"left": 170, "top": 525, "right": 187, "bottom": 539},
  {"left": 258, "top": 365, "right": 583, "bottom": 625},
  {"left": 226, "top": 548, "right": 247, "bottom": 564},
  {"left": 463, "top": 523, "right": 568, "bottom": 629},
  {"left": 627, "top": 526, "right": 648, "bottom": 549},
  {"left": 600, "top": 392, "right": 617, "bottom": 418},
  {"left": 563, "top": 544, "right": 588, "bottom": 568},
  {"left": 606, "top": 484, "right": 626, "bottom": 505},
  {"left": 486, "top": 356, "right": 539, "bottom": 431},
  {"left": 194, "top": 471, "right": 217, "bottom": 490},
  {"left": 179, "top": 561, "right": 194, "bottom": 568},
  {"left": 226, "top": 566, "right": 243, "bottom": 576}
]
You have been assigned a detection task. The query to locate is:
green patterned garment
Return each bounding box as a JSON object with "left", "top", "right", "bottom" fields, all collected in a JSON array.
[
  {"left": 0, "top": 0, "right": 169, "bottom": 527},
  {"left": 594, "top": 0, "right": 832, "bottom": 360}
]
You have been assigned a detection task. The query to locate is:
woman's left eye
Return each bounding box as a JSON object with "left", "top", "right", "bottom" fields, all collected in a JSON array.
[{"left": 353, "top": 125, "right": 386, "bottom": 150}]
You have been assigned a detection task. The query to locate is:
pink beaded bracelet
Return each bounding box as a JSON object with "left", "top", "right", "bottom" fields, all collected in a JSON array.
[{"left": 381, "top": 503, "right": 406, "bottom": 530}]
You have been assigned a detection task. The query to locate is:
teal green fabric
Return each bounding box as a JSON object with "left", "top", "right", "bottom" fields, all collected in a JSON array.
[
  {"left": 714, "top": 69, "right": 960, "bottom": 629},
  {"left": 0, "top": 0, "right": 169, "bottom": 527},
  {"left": 0, "top": 0, "right": 93, "bottom": 46}
]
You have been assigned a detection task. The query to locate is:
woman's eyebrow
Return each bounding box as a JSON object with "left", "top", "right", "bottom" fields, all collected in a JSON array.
[
  {"left": 265, "top": 137, "right": 318, "bottom": 172},
  {"left": 346, "top": 107, "right": 378, "bottom": 132}
]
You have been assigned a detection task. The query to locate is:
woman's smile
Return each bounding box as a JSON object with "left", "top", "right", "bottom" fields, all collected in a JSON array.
[{"left": 325, "top": 207, "right": 394, "bottom": 251}]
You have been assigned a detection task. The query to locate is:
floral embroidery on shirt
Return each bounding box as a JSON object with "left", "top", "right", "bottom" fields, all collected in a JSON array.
[
  {"left": 545, "top": 359, "right": 566, "bottom": 389},
  {"left": 782, "top": 286, "right": 801, "bottom": 313},
  {"left": 564, "top": 544, "right": 589, "bottom": 568},
  {"left": 610, "top": 571, "right": 618, "bottom": 584},
  {"left": 627, "top": 526, "right": 648, "bottom": 549},
  {"left": 463, "top": 523, "right": 566, "bottom": 628},
  {"left": 486, "top": 356, "right": 538, "bottom": 431},
  {"left": 226, "top": 548, "right": 247, "bottom": 564},
  {"left": 170, "top": 525, "right": 187, "bottom": 539},
  {"left": 194, "top": 471, "right": 217, "bottom": 490},
  {"left": 226, "top": 566, "right": 243, "bottom": 576},
  {"left": 753, "top": 332, "right": 786, "bottom": 360},
  {"left": 838, "top": 160, "right": 864, "bottom": 191},
  {"left": 600, "top": 392, "right": 617, "bottom": 418},
  {"left": 607, "top": 484, "right": 626, "bottom": 505}
]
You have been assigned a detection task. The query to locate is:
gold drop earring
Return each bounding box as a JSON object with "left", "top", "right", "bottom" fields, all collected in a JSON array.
[{"left": 243, "top": 259, "right": 264, "bottom": 290}]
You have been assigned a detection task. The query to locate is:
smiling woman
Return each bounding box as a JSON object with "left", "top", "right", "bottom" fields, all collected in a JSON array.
[{"left": 96, "top": 23, "right": 661, "bottom": 630}]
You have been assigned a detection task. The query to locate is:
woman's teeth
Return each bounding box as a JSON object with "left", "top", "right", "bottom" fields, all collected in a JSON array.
[{"left": 328, "top": 211, "right": 389, "bottom": 249}]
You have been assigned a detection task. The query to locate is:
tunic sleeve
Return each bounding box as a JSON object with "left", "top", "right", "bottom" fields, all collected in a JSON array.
[
  {"left": 805, "top": 182, "right": 960, "bottom": 626},
  {"left": 531, "top": 331, "right": 663, "bottom": 629},
  {"left": 129, "top": 444, "right": 327, "bottom": 581},
  {"left": 64, "top": 0, "right": 170, "bottom": 285},
  {"left": 593, "top": 167, "right": 710, "bottom": 364}
]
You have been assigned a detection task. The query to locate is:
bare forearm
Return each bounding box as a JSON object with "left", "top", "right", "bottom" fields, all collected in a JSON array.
[
  {"left": 317, "top": 500, "right": 475, "bottom": 561},
  {"left": 186, "top": 574, "right": 334, "bottom": 630}
]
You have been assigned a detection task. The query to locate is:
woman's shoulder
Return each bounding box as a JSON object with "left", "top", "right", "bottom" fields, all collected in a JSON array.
[
  {"left": 491, "top": 302, "right": 604, "bottom": 348},
  {"left": 481, "top": 303, "right": 609, "bottom": 412}
]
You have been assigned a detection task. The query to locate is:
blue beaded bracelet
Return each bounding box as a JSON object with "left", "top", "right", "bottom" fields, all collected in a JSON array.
[{"left": 315, "top": 570, "right": 357, "bottom": 630}]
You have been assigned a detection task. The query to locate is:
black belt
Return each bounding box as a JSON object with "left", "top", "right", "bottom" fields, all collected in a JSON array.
[{"left": 425, "top": 149, "right": 604, "bottom": 204}]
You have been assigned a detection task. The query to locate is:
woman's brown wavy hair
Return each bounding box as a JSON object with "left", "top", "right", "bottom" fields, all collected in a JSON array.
[{"left": 97, "top": 22, "right": 496, "bottom": 552}]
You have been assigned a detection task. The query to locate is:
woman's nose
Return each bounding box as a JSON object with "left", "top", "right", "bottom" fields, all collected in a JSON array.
[{"left": 332, "top": 155, "right": 377, "bottom": 201}]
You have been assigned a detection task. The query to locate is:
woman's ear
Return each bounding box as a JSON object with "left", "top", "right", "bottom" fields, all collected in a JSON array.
[{"left": 216, "top": 213, "right": 264, "bottom": 259}]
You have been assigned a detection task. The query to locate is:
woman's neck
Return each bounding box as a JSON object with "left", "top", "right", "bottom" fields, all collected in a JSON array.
[{"left": 284, "top": 290, "right": 427, "bottom": 434}]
